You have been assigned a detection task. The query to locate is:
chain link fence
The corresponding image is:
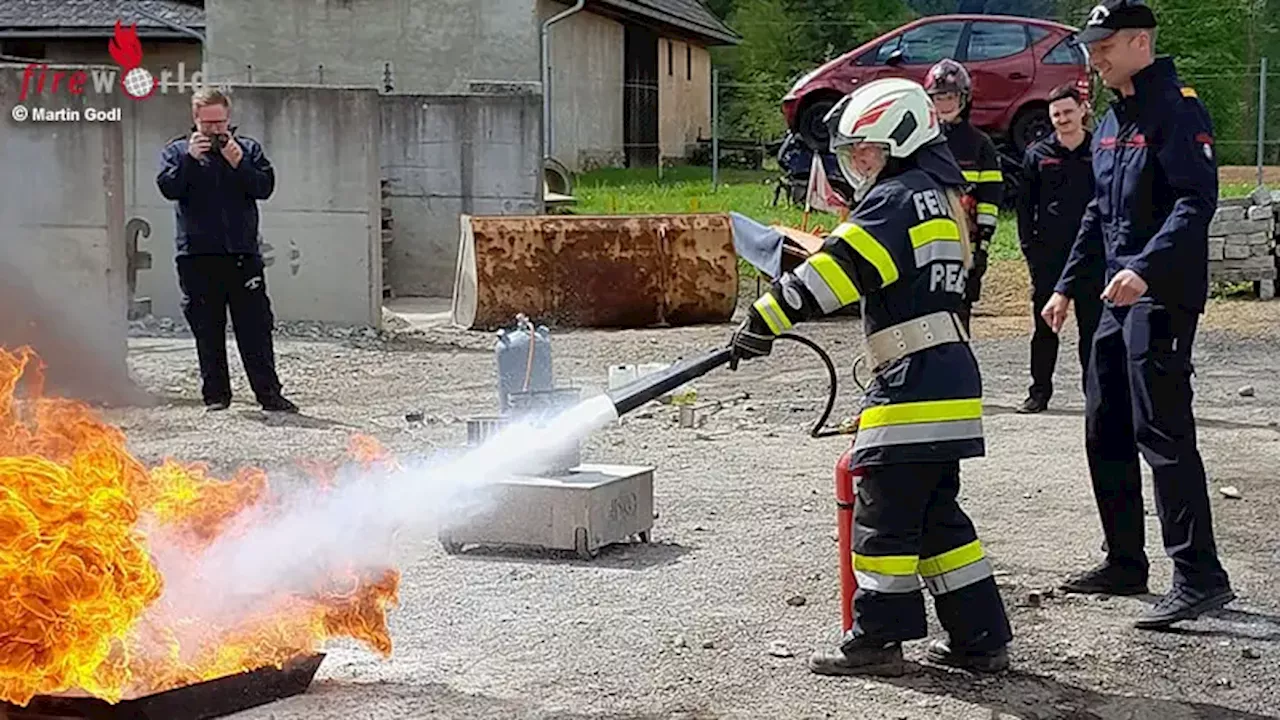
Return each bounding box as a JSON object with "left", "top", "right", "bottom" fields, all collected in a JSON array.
[{"left": 706, "top": 61, "right": 1280, "bottom": 191}]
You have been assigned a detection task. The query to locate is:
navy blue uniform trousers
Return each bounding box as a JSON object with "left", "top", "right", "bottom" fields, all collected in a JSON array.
[
  {"left": 1029, "top": 273, "right": 1102, "bottom": 403},
  {"left": 1085, "top": 301, "right": 1228, "bottom": 589},
  {"left": 848, "top": 462, "right": 1012, "bottom": 652},
  {"left": 176, "top": 253, "right": 283, "bottom": 405}
]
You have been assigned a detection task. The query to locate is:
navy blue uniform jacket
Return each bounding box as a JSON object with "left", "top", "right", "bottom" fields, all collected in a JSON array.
[
  {"left": 156, "top": 129, "right": 275, "bottom": 256},
  {"left": 1055, "top": 57, "right": 1217, "bottom": 313},
  {"left": 1018, "top": 130, "right": 1098, "bottom": 288}
]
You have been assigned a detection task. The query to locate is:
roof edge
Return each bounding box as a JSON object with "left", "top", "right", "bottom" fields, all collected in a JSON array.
[
  {"left": 0, "top": 28, "right": 202, "bottom": 40},
  {"left": 592, "top": 0, "right": 741, "bottom": 45}
]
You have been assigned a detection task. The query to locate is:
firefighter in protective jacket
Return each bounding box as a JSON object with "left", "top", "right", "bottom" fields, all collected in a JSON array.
[
  {"left": 925, "top": 59, "right": 1003, "bottom": 330},
  {"left": 729, "top": 78, "right": 1014, "bottom": 676}
]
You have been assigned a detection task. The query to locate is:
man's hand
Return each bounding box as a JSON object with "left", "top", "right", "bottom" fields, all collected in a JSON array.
[
  {"left": 1040, "top": 292, "right": 1072, "bottom": 334},
  {"left": 220, "top": 135, "right": 244, "bottom": 168},
  {"left": 188, "top": 132, "right": 211, "bottom": 159},
  {"left": 728, "top": 313, "right": 774, "bottom": 369},
  {"left": 1101, "top": 269, "right": 1147, "bottom": 306}
]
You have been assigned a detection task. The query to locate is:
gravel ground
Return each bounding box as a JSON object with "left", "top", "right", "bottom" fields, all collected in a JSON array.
[{"left": 107, "top": 292, "right": 1280, "bottom": 720}]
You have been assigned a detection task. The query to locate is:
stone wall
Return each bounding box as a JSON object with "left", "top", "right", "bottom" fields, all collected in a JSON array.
[{"left": 1210, "top": 191, "right": 1278, "bottom": 299}]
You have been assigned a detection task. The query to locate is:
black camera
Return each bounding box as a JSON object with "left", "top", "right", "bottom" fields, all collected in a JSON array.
[{"left": 208, "top": 133, "right": 229, "bottom": 153}]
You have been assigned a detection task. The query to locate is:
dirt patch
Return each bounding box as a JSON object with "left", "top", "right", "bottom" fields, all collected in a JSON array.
[
  {"left": 1202, "top": 297, "right": 1280, "bottom": 336},
  {"left": 974, "top": 258, "right": 1032, "bottom": 320},
  {"left": 1220, "top": 165, "right": 1280, "bottom": 186}
]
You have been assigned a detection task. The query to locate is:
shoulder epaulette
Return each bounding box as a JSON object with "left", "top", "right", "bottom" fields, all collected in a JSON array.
[{"left": 1181, "top": 86, "right": 1197, "bottom": 98}]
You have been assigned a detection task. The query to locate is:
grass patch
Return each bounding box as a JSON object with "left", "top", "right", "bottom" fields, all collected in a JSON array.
[{"left": 571, "top": 165, "right": 1262, "bottom": 271}]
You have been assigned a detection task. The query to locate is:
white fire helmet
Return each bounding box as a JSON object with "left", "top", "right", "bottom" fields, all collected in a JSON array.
[{"left": 824, "top": 78, "right": 941, "bottom": 200}]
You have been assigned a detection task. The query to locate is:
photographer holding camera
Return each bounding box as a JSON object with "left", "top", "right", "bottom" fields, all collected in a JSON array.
[{"left": 156, "top": 88, "right": 298, "bottom": 414}]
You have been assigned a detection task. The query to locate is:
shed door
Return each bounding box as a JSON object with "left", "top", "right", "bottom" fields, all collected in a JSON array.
[{"left": 624, "top": 25, "right": 660, "bottom": 167}]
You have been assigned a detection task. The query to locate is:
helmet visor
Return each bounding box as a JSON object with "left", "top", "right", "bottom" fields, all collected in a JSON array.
[{"left": 835, "top": 142, "right": 883, "bottom": 201}]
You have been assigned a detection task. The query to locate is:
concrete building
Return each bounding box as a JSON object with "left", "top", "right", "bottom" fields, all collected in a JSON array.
[
  {"left": 0, "top": 0, "right": 202, "bottom": 72},
  {"left": 535, "top": 0, "right": 741, "bottom": 170},
  {"left": 3, "top": 1, "right": 738, "bottom": 171},
  {"left": 200, "top": 0, "right": 739, "bottom": 171}
]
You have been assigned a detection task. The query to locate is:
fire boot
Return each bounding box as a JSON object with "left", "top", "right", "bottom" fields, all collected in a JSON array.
[
  {"left": 924, "top": 637, "right": 1009, "bottom": 674},
  {"left": 807, "top": 637, "right": 906, "bottom": 677}
]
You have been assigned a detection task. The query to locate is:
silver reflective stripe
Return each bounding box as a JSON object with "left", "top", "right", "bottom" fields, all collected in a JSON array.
[
  {"left": 795, "top": 262, "right": 843, "bottom": 314},
  {"left": 922, "top": 557, "right": 994, "bottom": 595},
  {"left": 854, "top": 418, "right": 984, "bottom": 451},
  {"left": 914, "top": 240, "right": 965, "bottom": 266},
  {"left": 977, "top": 213, "right": 998, "bottom": 227},
  {"left": 855, "top": 570, "right": 924, "bottom": 594}
]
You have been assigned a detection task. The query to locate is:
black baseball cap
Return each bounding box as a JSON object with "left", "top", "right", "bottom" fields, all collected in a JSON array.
[{"left": 1075, "top": 0, "right": 1158, "bottom": 44}]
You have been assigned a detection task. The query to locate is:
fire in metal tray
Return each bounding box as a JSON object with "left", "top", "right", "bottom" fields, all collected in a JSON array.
[
  {"left": 0, "top": 653, "right": 324, "bottom": 720},
  {"left": 0, "top": 346, "right": 400, "bottom": 708}
]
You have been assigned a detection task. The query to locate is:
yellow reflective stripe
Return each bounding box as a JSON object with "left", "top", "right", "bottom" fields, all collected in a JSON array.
[
  {"left": 752, "top": 293, "right": 792, "bottom": 335},
  {"left": 854, "top": 418, "right": 984, "bottom": 450},
  {"left": 797, "top": 252, "right": 861, "bottom": 314},
  {"left": 831, "top": 222, "right": 899, "bottom": 288},
  {"left": 908, "top": 218, "right": 961, "bottom": 248},
  {"left": 858, "top": 398, "right": 983, "bottom": 430},
  {"left": 1181, "top": 86, "right": 1197, "bottom": 98},
  {"left": 808, "top": 253, "right": 860, "bottom": 305},
  {"left": 909, "top": 220, "right": 964, "bottom": 267},
  {"left": 978, "top": 170, "right": 1004, "bottom": 183},
  {"left": 962, "top": 170, "right": 982, "bottom": 182},
  {"left": 976, "top": 202, "right": 999, "bottom": 217},
  {"left": 854, "top": 553, "right": 919, "bottom": 576},
  {"left": 918, "top": 539, "right": 985, "bottom": 578}
]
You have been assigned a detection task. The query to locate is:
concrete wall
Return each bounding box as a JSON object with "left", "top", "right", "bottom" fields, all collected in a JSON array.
[
  {"left": 204, "top": 0, "right": 540, "bottom": 93},
  {"left": 125, "top": 85, "right": 383, "bottom": 326},
  {"left": 0, "top": 63, "right": 137, "bottom": 403},
  {"left": 380, "top": 91, "right": 543, "bottom": 297},
  {"left": 538, "top": 1, "right": 625, "bottom": 171},
  {"left": 659, "top": 38, "right": 711, "bottom": 161}
]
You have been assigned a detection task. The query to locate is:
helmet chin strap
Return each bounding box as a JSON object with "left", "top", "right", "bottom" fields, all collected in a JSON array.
[{"left": 850, "top": 170, "right": 878, "bottom": 202}]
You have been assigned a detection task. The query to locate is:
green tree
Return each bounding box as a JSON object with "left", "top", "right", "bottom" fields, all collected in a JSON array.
[
  {"left": 718, "top": 0, "right": 807, "bottom": 140},
  {"left": 713, "top": 0, "right": 916, "bottom": 140},
  {"left": 909, "top": 0, "right": 959, "bottom": 13}
]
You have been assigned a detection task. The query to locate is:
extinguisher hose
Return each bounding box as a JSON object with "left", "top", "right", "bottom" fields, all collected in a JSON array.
[{"left": 774, "top": 332, "right": 850, "bottom": 439}]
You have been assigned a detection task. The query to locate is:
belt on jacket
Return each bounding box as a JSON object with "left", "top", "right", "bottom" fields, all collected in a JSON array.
[{"left": 865, "top": 310, "right": 969, "bottom": 372}]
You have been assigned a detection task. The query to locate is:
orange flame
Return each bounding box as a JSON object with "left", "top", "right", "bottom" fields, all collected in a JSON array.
[
  {"left": 108, "top": 21, "right": 143, "bottom": 70},
  {"left": 0, "top": 347, "right": 400, "bottom": 707}
]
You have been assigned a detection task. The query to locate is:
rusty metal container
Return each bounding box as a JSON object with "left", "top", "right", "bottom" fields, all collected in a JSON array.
[{"left": 451, "top": 214, "right": 738, "bottom": 330}]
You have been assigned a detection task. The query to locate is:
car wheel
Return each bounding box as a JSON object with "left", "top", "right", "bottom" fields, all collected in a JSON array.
[
  {"left": 796, "top": 96, "right": 839, "bottom": 152},
  {"left": 1010, "top": 106, "right": 1052, "bottom": 154}
]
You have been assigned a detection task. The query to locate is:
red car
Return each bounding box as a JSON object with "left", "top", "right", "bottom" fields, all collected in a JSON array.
[{"left": 782, "top": 14, "right": 1090, "bottom": 154}]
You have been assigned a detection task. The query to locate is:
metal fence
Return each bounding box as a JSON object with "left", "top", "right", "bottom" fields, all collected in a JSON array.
[{"left": 706, "top": 61, "right": 1280, "bottom": 191}]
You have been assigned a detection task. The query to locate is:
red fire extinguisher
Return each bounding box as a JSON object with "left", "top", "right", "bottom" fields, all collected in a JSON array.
[{"left": 834, "top": 441, "right": 861, "bottom": 633}]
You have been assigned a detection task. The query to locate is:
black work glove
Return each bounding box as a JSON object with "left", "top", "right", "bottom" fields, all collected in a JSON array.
[
  {"left": 728, "top": 310, "right": 774, "bottom": 370},
  {"left": 965, "top": 230, "right": 993, "bottom": 304}
]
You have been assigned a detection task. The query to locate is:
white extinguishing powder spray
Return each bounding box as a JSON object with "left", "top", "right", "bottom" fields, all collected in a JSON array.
[{"left": 144, "top": 394, "right": 621, "bottom": 632}]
